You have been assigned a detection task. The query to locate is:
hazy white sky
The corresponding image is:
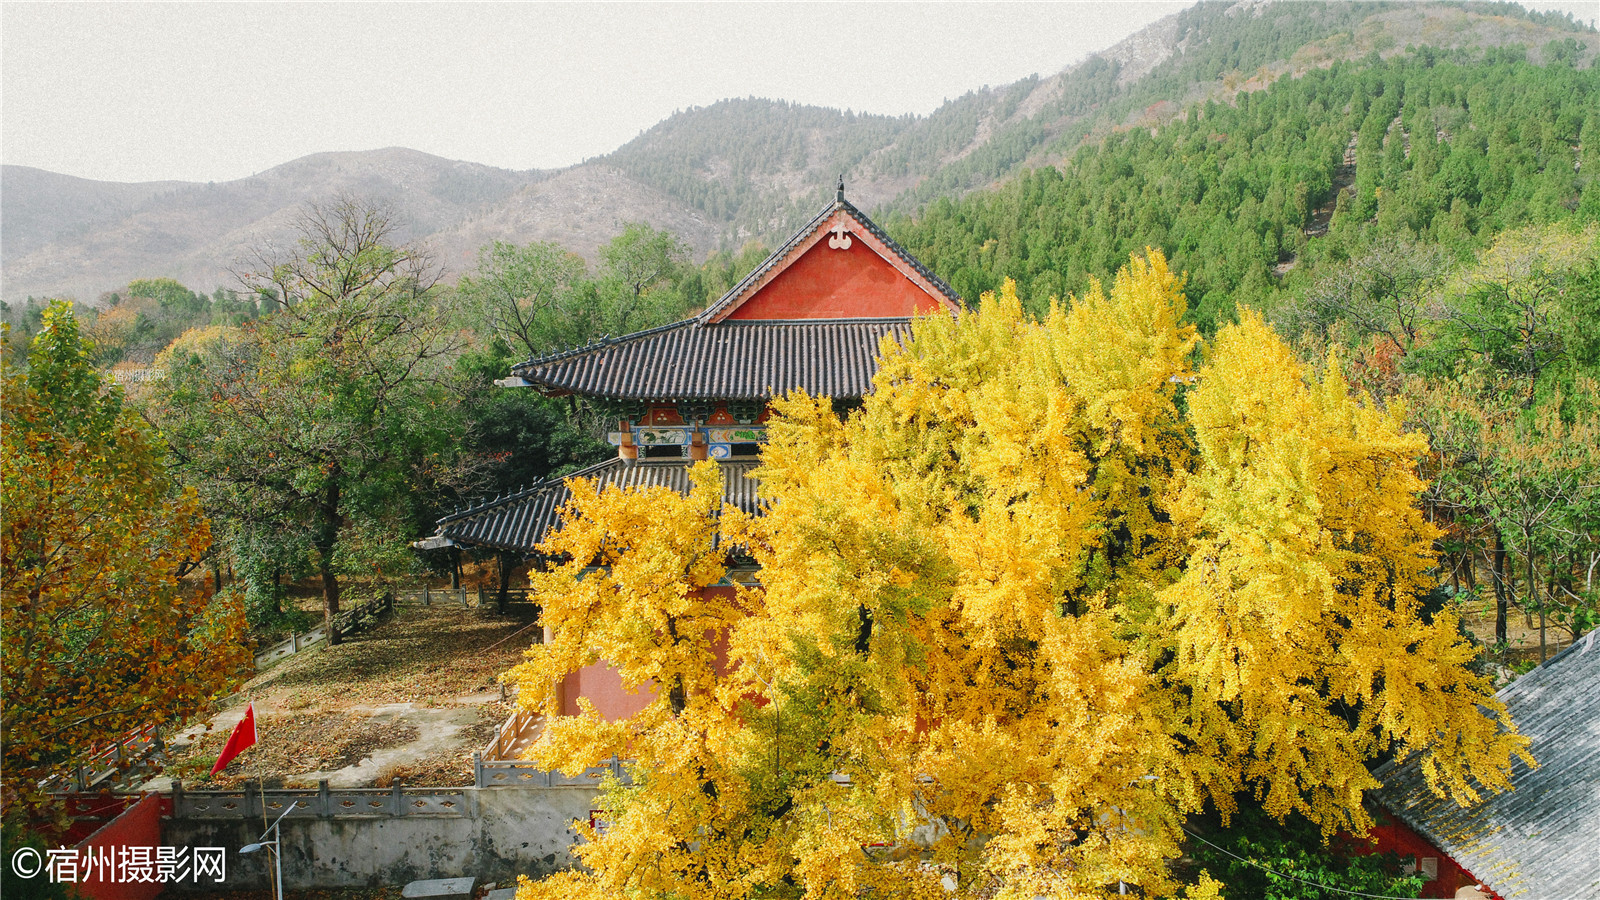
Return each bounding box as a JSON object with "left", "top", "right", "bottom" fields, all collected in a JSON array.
[{"left": 2, "top": 1, "right": 1595, "bottom": 185}]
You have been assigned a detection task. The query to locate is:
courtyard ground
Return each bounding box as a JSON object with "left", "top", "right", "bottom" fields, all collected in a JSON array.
[
  {"left": 1456, "top": 592, "right": 1581, "bottom": 678},
  {"left": 152, "top": 601, "right": 541, "bottom": 790}
]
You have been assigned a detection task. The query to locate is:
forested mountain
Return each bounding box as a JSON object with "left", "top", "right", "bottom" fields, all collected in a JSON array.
[
  {"left": 599, "top": 0, "right": 1596, "bottom": 244},
  {"left": 889, "top": 41, "right": 1600, "bottom": 329},
  {"left": 2, "top": 0, "right": 1594, "bottom": 305},
  {"left": 5, "top": 151, "right": 556, "bottom": 304}
]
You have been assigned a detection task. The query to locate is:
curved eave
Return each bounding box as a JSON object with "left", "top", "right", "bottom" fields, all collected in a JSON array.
[
  {"left": 510, "top": 318, "right": 914, "bottom": 402},
  {"left": 434, "top": 459, "right": 763, "bottom": 555}
]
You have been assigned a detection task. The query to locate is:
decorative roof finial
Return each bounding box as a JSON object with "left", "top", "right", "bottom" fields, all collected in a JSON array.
[{"left": 837, "top": 175, "right": 845, "bottom": 202}]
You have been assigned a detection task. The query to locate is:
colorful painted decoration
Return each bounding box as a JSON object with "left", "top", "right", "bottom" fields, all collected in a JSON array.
[
  {"left": 638, "top": 429, "right": 687, "bottom": 445},
  {"left": 707, "top": 428, "right": 765, "bottom": 444},
  {"left": 708, "top": 444, "right": 732, "bottom": 460}
]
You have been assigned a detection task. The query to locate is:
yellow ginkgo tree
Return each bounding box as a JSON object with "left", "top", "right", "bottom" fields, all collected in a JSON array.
[
  {"left": 2, "top": 304, "right": 248, "bottom": 816},
  {"left": 508, "top": 250, "right": 1526, "bottom": 900}
]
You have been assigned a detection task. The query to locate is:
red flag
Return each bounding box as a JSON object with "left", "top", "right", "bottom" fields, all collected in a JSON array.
[{"left": 210, "top": 703, "right": 258, "bottom": 775}]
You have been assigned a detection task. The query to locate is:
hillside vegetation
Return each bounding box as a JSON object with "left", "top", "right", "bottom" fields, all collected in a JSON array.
[
  {"left": 601, "top": 0, "right": 1597, "bottom": 243},
  {"left": 890, "top": 42, "right": 1599, "bottom": 328}
]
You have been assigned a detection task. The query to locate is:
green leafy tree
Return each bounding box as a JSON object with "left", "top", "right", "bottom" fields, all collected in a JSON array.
[
  {"left": 1426, "top": 224, "right": 1598, "bottom": 407},
  {"left": 457, "top": 240, "right": 593, "bottom": 359},
  {"left": 1402, "top": 225, "right": 1600, "bottom": 654},
  {"left": 1187, "top": 806, "right": 1423, "bottom": 900},
  {"left": 1, "top": 304, "right": 247, "bottom": 813},
  {"left": 456, "top": 225, "right": 700, "bottom": 360},
  {"left": 152, "top": 198, "right": 463, "bottom": 644},
  {"left": 446, "top": 339, "right": 611, "bottom": 610},
  {"left": 595, "top": 223, "right": 693, "bottom": 335}
]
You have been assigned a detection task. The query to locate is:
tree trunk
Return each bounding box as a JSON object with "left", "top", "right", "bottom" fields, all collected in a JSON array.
[
  {"left": 856, "top": 605, "right": 873, "bottom": 654},
  {"left": 1530, "top": 538, "right": 1544, "bottom": 663},
  {"left": 496, "top": 551, "right": 514, "bottom": 614},
  {"left": 318, "top": 549, "right": 342, "bottom": 646},
  {"left": 316, "top": 477, "right": 344, "bottom": 645},
  {"left": 1491, "top": 531, "right": 1509, "bottom": 647}
]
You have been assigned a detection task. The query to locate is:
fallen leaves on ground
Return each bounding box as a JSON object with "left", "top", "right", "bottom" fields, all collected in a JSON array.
[
  {"left": 251, "top": 604, "right": 539, "bottom": 704},
  {"left": 374, "top": 705, "right": 503, "bottom": 787},
  {"left": 172, "top": 714, "right": 422, "bottom": 788},
  {"left": 163, "top": 604, "right": 536, "bottom": 788}
]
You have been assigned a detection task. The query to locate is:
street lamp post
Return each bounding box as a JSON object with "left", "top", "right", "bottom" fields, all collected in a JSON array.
[{"left": 240, "top": 802, "right": 295, "bottom": 900}]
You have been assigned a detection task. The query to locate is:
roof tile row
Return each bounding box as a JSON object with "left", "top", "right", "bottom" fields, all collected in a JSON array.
[
  {"left": 510, "top": 318, "right": 912, "bottom": 402},
  {"left": 437, "top": 459, "right": 762, "bottom": 554}
]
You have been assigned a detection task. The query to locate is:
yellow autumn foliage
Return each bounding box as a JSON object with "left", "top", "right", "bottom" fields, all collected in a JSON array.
[{"left": 509, "top": 250, "right": 1527, "bottom": 899}]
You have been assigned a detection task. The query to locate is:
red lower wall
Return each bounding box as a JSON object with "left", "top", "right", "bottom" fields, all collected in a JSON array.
[
  {"left": 563, "top": 658, "right": 659, "bottom": 720},
  {"left": 72, "top": 792, "right": 166, "bottom": 900},
  {"left": 558, "top": 586, "right": 738, "bottom": 722},
  {"left": 1365, "top": 808, "right": 1498, "bottom": 900}
]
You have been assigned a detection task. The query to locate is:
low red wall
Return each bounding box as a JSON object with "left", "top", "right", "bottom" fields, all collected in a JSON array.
[
  {"left": 72, "top": 792, "right": 166, "bottom": 900},
  {"left": 560, "top": 586, "right": 739, "bottom": 722},
  {"left": 1364, "top": 808, "right": 1498, "bottom": 899},
  {"left": 564, "top": 658, "right": 658, "bottom": 720},
  {"left": 59, "top": 793, "right": 143, "bottom": 845}
]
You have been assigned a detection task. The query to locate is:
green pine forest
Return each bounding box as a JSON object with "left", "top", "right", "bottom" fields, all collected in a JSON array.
[{"left": 887, "top": 42, "right": 1600, "bottom": 329}]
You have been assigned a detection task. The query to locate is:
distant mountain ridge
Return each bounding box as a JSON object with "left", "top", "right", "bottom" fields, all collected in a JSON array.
[{"left": 4, "top": 0, "right": 1593, "bottom": 303}]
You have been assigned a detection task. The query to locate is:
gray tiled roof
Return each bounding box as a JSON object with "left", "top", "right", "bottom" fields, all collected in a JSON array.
[
  {"left": 510, "top": 318, "right": 913, "bottom": 402},
  {"left": 436, "top": 459, "right": 762, "bottom": 554},
  {"left": 509, "top": 194, "right": 959, "bottom": 403},
  {"left": 1371, "top": 630, "right": 1600, "bottom": 900}
]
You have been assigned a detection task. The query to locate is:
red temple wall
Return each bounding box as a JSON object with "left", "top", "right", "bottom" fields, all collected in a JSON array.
[
  {"left": 561, "top": 658, "right": 658, "bottom": 720},
  {"left": 1363, "top": 809, "right": 1498, "bottom": 899},
  {"left": 559, "top": 586, "right": 739, "bottom": 722},
  {"left": 727, "top": 240, "right": 947, "bottom": 320},
  {"left": 72, "top": 792, "right": 166, "bottom": 900}
]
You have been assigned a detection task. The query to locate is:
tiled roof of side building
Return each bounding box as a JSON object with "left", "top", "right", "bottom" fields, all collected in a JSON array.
[
  {"left": 434, "top": 459, "right": 763, "bottom": 554},
  {"left": 510, "top": 317, "right": 914, "bottom": 402},
  {"left": 1370, "top": 629, "right": 1600, "bottom": 900}
]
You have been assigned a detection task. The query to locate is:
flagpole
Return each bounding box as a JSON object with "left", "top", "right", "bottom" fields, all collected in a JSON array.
[{"left": 252, "top": 700, "right": 272, "bottom": 900}]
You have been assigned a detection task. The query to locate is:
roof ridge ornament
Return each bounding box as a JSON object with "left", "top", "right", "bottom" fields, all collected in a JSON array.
[
  {"left": 828, "top": 220, "right": 852, "bottom": 250},
  {"left": 836, "top": 175, "right": 845, "bottom": 202}
]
